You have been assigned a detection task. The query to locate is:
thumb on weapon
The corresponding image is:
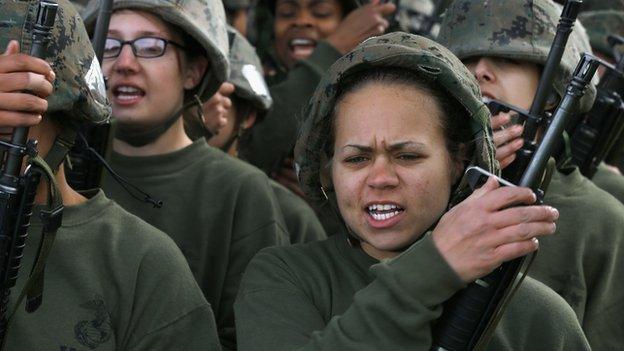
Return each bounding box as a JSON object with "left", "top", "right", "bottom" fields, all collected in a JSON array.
[{"left": 2, "top": 41, "right": 19, "bottom": 56}]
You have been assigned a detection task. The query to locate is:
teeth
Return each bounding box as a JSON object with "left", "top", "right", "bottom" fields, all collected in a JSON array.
[
  {"left": 368, "top": 204, "right": 399, "bottom": 212},
  {"left": 370, "top": 210, "right": 401, "bottom": 221},
  {"left": 290, "top": 38, "right": 314, "bottom": 46},
  {"left": 117, "top": 86, "right": 141, "bottom": 93}
]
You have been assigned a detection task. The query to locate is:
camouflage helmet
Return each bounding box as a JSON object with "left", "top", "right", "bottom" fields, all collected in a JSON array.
[
  {"left": 438, "top": 0, "right": 596, "bottom": 113},
  {"left": 0, "top": 0, "right": 110, "bottom": 130},
  {"left": 227, "top": 26, "right": 272, "bottom": 112},
  {"left": 68, "top": 0, "right": 88, "bottom": 15},
  {"left": 394, "top": 0, "right": 440, "bottom": 37},
  {"left": 112, "top": 0, "right": 230, "bottom": 103},
  {"left": 579, "top": 10, "right": 624, "bottom": 57},
  {"left": 294, "top": 32, "right": 498, "bottom": 211}
]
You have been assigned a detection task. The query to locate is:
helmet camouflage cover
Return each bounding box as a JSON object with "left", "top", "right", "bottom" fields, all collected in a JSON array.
[
  {"left": 112, "top": 0, "right": 230, "bottom": 102},
  {"left": 0, "top": 0, "right": 110, "bottom": 130},
  {"left": 227, "top": 26, "right": 272, "bottom": 112},
  {"left": 295, "top": 32, "right": 498, "bottom": 211},
  {"left": 579, "top": 10, "right": 624, "bottom": 57},
  {"left": 438, "top": 0, "right": 597, "bottom": 113}
]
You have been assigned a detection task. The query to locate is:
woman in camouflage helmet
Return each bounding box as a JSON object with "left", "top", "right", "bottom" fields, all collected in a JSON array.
[
  {"left": 438, "top": 0, "right": 624, "bottom": 349},
  {"left": 99, "top": 1, "right": 289, "bottom": 349},
  {"left": 0, "top": 0, "right": 221, "bottom": 349},
  {"left": 234, "top": 32, "right": 588, "bottom": 350}
]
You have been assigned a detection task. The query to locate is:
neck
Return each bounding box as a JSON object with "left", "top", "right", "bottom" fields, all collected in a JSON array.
[
  {"left": 113, "top": 117, "right": 193, "bottom": 157},
  {"left": 361, "top": 241, "right": 402, "bottom": 261},
  {"left": 35, "top": 163, "right": 87, "bottom": 207}
]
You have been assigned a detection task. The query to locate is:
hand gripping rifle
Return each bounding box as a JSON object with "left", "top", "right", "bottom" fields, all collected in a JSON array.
[
  {"left": 431, "top": 1, "right": 585, "bottom": 350},
  {"left": 0, "top": 1, "right": 58, "bottom": 347},
  {"left": 569, "top": 46, "right": 624, "bottom": 178}
]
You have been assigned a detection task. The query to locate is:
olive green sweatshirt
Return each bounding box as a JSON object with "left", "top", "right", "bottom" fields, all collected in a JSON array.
[
  {"left": 592, "top": 162, "right": 624, "bottom": 204},
  {"left": 7, "top": 190, "right": 220, "bottom": 350},
  {"left": 235, "top": 231, "right": 589, "bottom": 350},
  {"left": 103, "top": 139, "right": 289, "bottom": 350},
  {"left": 270, "top": 180, "right": 327, "bottom": 243},
  {"left": 240, "top": 41, "right": 343, "bottom": 174},
  {"left": 532, "top": 167, "right": 624, "bottom": 350}
]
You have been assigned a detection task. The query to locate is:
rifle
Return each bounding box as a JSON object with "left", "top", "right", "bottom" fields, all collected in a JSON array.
[
  {"left": 569, "top": 52, "right": 624, "bottom": 178},
  {"left": 0, "top": 1, "right": 58, "bottom": 347},
  {"left": 431, "top": 1, "right": 584, "bottom": 350},
  {"left": 66, "top": 0, "right": 113, "bottom": 191},
  {"left": 432, "top": 53, "right": 599, "bottom": 351},
  {"left": 603, "top": 35, "right": 624, "bottom": 172}
]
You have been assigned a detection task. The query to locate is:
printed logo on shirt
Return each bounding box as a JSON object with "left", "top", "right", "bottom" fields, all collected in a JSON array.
[{"left": 73, "top": 296, "right": 113, "bottom": 349}]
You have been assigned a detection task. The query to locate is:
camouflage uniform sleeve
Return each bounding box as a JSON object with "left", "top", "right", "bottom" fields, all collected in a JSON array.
[{"left": 242, "top": 41, "right": 343, "bottom": 174}]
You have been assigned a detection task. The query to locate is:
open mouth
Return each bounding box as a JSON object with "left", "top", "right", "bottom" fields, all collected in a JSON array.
[
  {"left": 366, "top": 203, "right": 405, "bottom": 221},
  {"left": 112, "top": 85, "right": 145, "bottom": 104},
  {"left": 289, "top": 38, "right": 317, "bottom": 60}
]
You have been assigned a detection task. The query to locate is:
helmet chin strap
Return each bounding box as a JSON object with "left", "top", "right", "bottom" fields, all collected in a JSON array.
[
  {"left": 115, "top": 108, "right": 184, "bottom": 147},
  {"left": 44, "top": 128, "right": 77, "bottom": 172},
  {"left": 114, "top": 95, "right": 204, "bottom": 147}
]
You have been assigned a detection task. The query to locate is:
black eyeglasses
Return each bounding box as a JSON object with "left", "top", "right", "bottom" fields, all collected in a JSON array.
[{"left": 103, "top": 37, "right": 186, "bottom": 59}]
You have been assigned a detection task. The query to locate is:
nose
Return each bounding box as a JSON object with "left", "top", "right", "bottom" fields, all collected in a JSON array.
[
  {"left": 468, "top": 57, "right": 496, "bottom": 84},
  {"left": 110, "top": 44, "right": 140, "bottom": 74},
  {"left": 292, "top": 9, "right": 315, "bottom": 27},
  {"left": 366, "top": 156, "right": 399, "bottom": 189}
]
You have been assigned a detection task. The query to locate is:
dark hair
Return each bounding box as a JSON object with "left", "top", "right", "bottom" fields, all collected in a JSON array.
[
  {"left": 326, "top": 67, "right": 475, "bottom": 168},
  {"left": 232, "top": 94, "right": 257, "bottom": 149}
]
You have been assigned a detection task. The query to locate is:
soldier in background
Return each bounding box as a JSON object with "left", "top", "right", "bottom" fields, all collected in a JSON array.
[
  {"left": 239, "top": 0, "right": 395, "bottom": 199},
  {"left": 578, "top": 5, "right": 624, "bottom": 190},
  {"left": 0, "top": 0, "right": 220, "bottom": 349},
  {"left": 99, "top": 0, "right": 289, "bottom": 349},
  {"left": 224, "top": 0, "right": 254, "bottom": 37},
  {"left": 438, "top": 1, "right": 624, "bottom": 348},
  {"left": 197, "top": 27, "right": 327, "bottom": 244}
]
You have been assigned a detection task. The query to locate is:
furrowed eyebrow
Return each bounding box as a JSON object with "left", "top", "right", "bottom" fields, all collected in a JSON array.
[
  {"left": 387, "top": 141, "right": 427, "bottom": 152},
  {"left": 340, "top": 141, "right": 426, "bottom": 153},
  {"left": 341, "top": 144, "right": 373, "bottom": 153}
]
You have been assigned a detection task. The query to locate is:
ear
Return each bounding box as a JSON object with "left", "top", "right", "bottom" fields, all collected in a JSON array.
[
  {"left": 241, "top": 110, "right": 258, "bottom": 130},
  {"left": 183, "top": 56, "right": 209, "bottom": 90}
]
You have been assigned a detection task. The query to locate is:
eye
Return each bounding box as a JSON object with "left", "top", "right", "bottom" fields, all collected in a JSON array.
[
  {"left": 312, "top": 4, "right": 335, "bottom": 17},
  {"left": 343, "top": 155, "right": 370, "bottom": 164},
  {"left": 395, "top": 153, "right": 422, "bottom": 162},
  {"left": 276, "top": 4, "right": 297, "bottom": 18}
]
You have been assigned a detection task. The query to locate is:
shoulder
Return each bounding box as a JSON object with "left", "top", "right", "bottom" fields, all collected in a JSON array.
[
  {"left": 493, "top": 277, "right": 590, "bottom": 350},
  {"left": 195, "top": 145, "right": 275, "bottom": 191},
  {"left": 239, "top": 237, "right": 340, "bottom": 293},
  {"left": 546, "top": 169, "right": 624, "bottom": 226},
  {"left": 270, "top": 180, "right": 318, "bottom": 217}
]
